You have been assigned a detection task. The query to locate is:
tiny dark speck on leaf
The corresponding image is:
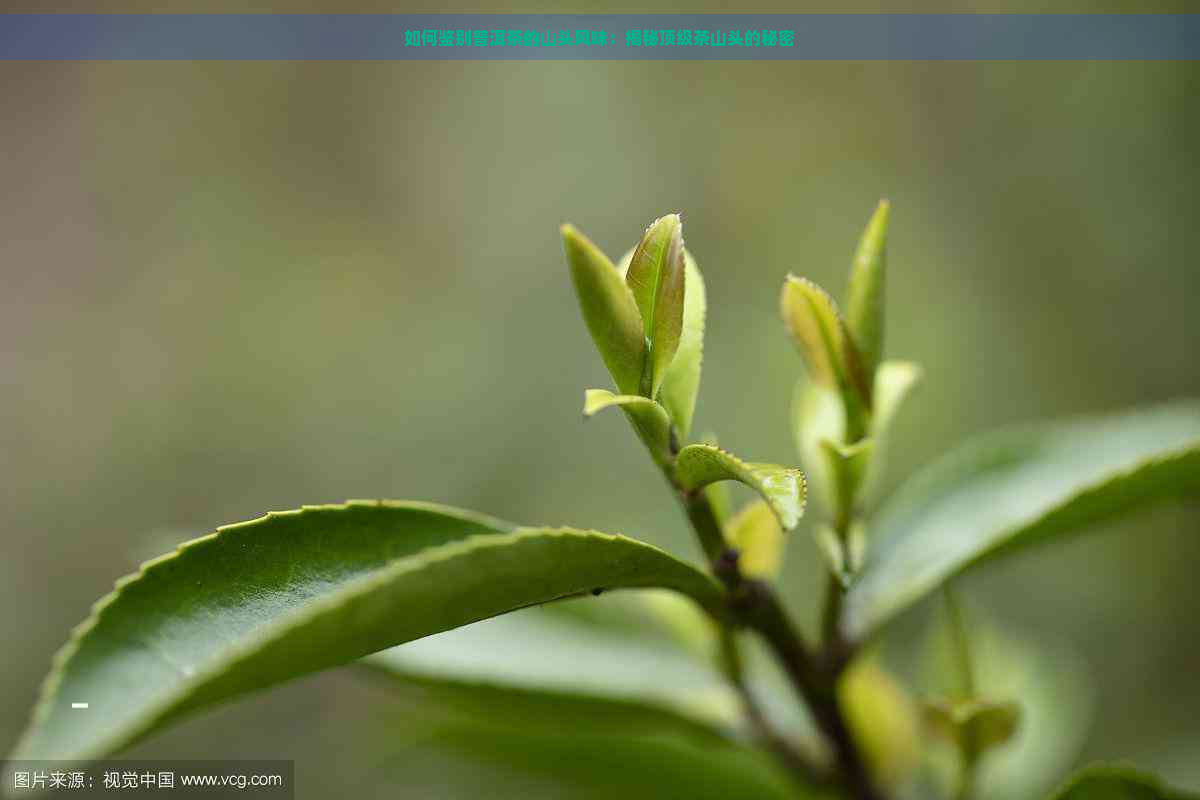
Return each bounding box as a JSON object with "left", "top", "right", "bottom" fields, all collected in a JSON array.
[{"left": 591, "top": 587, "right": 605, "bottom": 596}]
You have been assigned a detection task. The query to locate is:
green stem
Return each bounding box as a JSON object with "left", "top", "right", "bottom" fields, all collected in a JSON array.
[
  {"left": 943, "top": 586, "right": 976, "bottom": 698},
  {"left": 944, "top": 586, "right": 979, "bottom": 800},
  {"left": 679, "top": 483, "right": 884, "bottom": 800},
  {"left": 718, "top": 628, "right": 830, "bottom": 788},
  {"left": 644, "top": 422, "right": 884, "bottom": 799}
]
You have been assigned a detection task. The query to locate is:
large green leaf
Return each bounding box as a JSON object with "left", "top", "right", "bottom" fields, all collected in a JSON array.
[
  {"left": 1047, "top": 764, "right": 1198, "bottom": 799},
  {"left": 843, "top": 402, "right": 1200, "bottom": 640},
  {"left": 363, "top": 596, "right": 823, "bottom": 800},
  {"left": 12, "top": 501, "right": 723, "bottom": 762},
  {"left": 675, "top": 444, "right": 807, "bottom": 531},
  {"left": 370, "top": 693, "right": 808, "bottom": 800},
  {"left": 562, "top": 224, "right": 647, "bottom": 396},
  {"left": 364, "top": 603, "right": 739, "bottom": 731}
]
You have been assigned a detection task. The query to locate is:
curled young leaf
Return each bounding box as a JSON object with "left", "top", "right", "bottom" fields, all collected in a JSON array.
[
  {"left": 675, "top": 444, "right": 806, "bottom": 531},
  {"left": 724, "top": 499, "right": 784, "bottom": 580},
  {"left": 819, "top": 437, "right": 875, "bottom": 521},
  {"left": 845, "top": 200, "right": 890, "bottom": 378},
  {"left": 583, "top": 389, "right": 673, "bottom": 467},
  {"left": 780, "top": 276, "right": 871, "bottom": 438},
  {"left": 659, "top": 252, "right": 706, "bottom": 437},
  {"left": 561, "top": 224, "right": 647, "bottom": 396},
  {"left": 626, "top": 214, "right": 687, "bottom": 399}
]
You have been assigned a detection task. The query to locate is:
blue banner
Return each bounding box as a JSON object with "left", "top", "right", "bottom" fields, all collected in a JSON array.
[{"left": 1, "top": 14, "right": 1197, "bottom": 60}]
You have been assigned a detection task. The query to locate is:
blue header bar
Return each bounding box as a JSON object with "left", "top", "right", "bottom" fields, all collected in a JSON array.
[{"left": 1, "top": 14, "right": 1197, "bottom": 60}]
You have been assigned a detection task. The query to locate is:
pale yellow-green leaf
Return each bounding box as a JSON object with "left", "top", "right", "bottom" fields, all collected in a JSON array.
[
  {"left": 675, "top": 444, "right": 807, "bottom": 531},
  {"left": 625, "top": 214, "right": 686, "bottom": 398},
  {"left": 659, "top": 252, "right": 706, "bottom": 437},
  {"left": 845, "top": 200, "right": 890, "bottom": 377},
  {"left": 924, "top": 698, "right": 1021, "bottom": 754},
  {"left": 838, "top": 657, "right": 921, "bottom": 789},
  {"left": 819, "top": 437, "right": 875, "bottom": 519},
  {"left": 793, "top": 381, "right": 846, "bottom": 514},
  {"left": 583, "top": 389, "right": 673, "bottom": 467},
  {"left": 724, "top": 499, "right": 784, "bottom": 580},
  {"left": 780, "top": 275, "right": 872, "bottom": 414},
  {"left": 861, "top": 360, "right": 922, "bottom": 504},
  {"left": 562, "top": 224, "right": 646, "bottom": 396},
  {"left": 812, "top": 523, "right": 848, "bottom": 587}
]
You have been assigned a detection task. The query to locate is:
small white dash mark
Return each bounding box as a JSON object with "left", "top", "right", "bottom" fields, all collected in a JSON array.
[{"left": 71, "top": 702, "right": 89, "bottom": 709}]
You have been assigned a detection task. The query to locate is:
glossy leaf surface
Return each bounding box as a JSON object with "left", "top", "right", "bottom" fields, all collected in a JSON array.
[
  {"left": 844, "top": 402, "right": 1200, "bottom": 639},
  {"left": 13, "top": 502, "right": 722, "bottom": 762}
]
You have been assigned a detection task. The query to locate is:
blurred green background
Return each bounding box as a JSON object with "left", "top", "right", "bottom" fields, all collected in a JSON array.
[{"left": 3, "top": 9, "right": 1199, "bottom": 799}]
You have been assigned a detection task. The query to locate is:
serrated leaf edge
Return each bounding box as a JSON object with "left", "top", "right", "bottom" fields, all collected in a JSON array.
[
  {"left": 676, "top": 444, "right": 808, "bottom": 531},
  {"left": 15, "top": 503, "right": 722, "bottom": 761}
]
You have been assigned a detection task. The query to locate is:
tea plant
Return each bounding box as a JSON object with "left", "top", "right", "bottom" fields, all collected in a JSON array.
[{"left": 13, "top": 206, "right": 1200, "bottom": 799}]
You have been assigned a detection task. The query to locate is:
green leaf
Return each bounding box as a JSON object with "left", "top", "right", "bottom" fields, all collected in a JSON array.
[
  {"left": 12, "top": 501, "right": 723, "bottom": 762},
  {"left": 920, "top": 615, "right": 1094, "bottom": 800},
  {"left": 793, "top": 381, "right": 845, "bottom": 514},
  {"left": 780, "top": 276, "right": 871, "bottom": 436},
  {"left": 844, "top": 199, "right": 890, "bottom": 378},
  {"left": 625, "top": 214, "right": 687, "bottom": 398},
  {"left": 819, "top": 437, "right": 875, "bottom": 519},
  {"left": 1047, "top": 764, "right": 1199, "bottom": 800},
  {"left": 862, "top": 360, "right": 922, "bottom": 503},
  {"left": 660, "top": 252, "right": 706, "bottom": 437},
  {"left": 924, "top": 698, "right": 1021, "bottom": 754},
  {"left": 617, "top": 244, "right": 704, "bottom": 434},
  {"left": 583, "top": 389, "right": 673, "bottom": 466},
  {"left": 838, "top": 657, "right": 921, "bottom": 789},
  {"left": 562, "top": 224, "right": 647, "bottom": 395},
  {"left": 813, "top": 523, "right": 849, "bottom": 587},
  {"left": 375, "top": 698, "right": 806, "bottom": 800},
  {"left": 675, "top": 444, "right": 807, "bottom": 531},
  {"left": 843, "top": 402, "right": 1200, "bottom": 640},
  {"left": 724, "top": 499, "right": 784, "bottom": 580},
  {"left": 364, "top": 603, "right": 738, "bottom": 731},
  {"left": 362, "top": 595, "right": 821, "bottom": 800}
]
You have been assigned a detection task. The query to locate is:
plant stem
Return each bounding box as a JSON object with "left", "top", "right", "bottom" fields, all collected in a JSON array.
[
  {"left": 717, "top": 628, "right": 831, "bottom": 788},
  {"left": 944, "top": 586, "right": 979, "bottom": 800},
  {"left": 678, "top": 486, "right": 885, "bottom": 800}
]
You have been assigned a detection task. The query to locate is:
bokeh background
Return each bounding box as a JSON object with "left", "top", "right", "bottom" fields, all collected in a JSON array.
[{"left": 3, "top": 5, "right": 1199, "bottom": 799}]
